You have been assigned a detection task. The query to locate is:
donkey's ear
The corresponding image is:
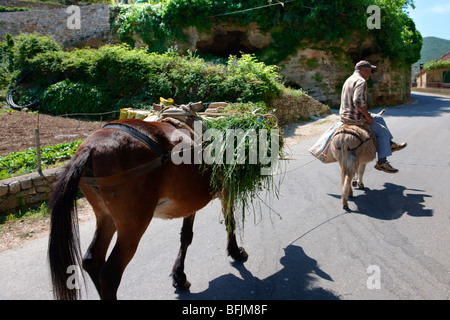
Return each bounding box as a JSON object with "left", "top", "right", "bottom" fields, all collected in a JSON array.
[
  {"left": 153, "top": 104, "right": 162, "bottom": 111},
  {"left": 189, "top": 101, "right": 204, "bottom": 112}
]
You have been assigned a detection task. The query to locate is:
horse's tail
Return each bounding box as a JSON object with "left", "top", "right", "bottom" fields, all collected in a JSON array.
[{"left": 48, "top": 147, "right": 91, "bottom": 300}]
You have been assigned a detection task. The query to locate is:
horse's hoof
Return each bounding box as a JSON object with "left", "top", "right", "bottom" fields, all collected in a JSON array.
[
  {"left": 352, "top": 180, "right": 357, "bottom": 188},
  {"left": 174, "top": 280, "right": 191, "bottom": 291},
  {"left": 230, "top": 247, "right": 249, "bottom": 262},
  {"left": 173, "top": 278, "right": 191, "bottom": 290},
  {"left": 172, "top": 272, "right": 191, "bottom": 290},
  {"left": 343, "top": 204, "right": 350, "bottom": 211}
]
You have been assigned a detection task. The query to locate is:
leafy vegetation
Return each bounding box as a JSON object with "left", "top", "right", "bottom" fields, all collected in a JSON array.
[
  {"left": 111, "top": 0, "right": 422, "bottom": 66},
  {"left": 201, "top": 109, "right": 283, "bottom": 228},
  {"left": 0, "top": 140, "right": 82, "bottom": 179},
  {"left": 423, "top": 60, "right": 450, "bottom": 71},
  {"left": 1, "top": 34, "right": 283, "bottom": 114},
  {"left": 0, "top": 6, "right": 33, "bottom": 12},
  {"left": 0, "top": 202, "right": 49, "bottom": 228}
]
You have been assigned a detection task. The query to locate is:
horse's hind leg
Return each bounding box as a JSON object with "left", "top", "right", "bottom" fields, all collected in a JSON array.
[
  {"left": 98, "top": 224, "right": 149, "bottom": 300},
  {"left": 83, "top": 214, "right": 116, "bottom": 294},
  {"left": 171, "top": 214, "right": 196, "bottom": 290},
  {"left": 81, "top": 187, "right": 116, "bottom": 295}
]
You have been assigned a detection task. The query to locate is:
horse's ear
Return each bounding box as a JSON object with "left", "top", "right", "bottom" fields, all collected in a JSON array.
[
  {"left": 153, "top": 104, "right": 162, "bottom": 111},
  {"left": 189, "top": 102, "right": 204, "bottom": 112}
]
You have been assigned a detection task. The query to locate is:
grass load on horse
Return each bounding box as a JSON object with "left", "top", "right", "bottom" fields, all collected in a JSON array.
[{"left": 48, "top": 101, "right": 283, "bottom": 300}]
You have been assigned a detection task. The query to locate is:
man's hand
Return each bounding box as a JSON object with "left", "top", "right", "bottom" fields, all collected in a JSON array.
[
  {"left": 365, "top": 116, "right": 374, "bottom": 124},
  {"left": 356, "top": 106, "right": 374, "bottom": 124}
]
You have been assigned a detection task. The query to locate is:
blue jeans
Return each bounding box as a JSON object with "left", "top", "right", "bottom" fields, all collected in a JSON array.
[{"left": 369, "top": 114, "right": 393, "bottom": 160}]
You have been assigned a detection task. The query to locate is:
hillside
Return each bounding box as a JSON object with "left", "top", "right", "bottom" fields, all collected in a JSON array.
[{"left": 413, "top": 36, "right": 450, "bottom": 73}]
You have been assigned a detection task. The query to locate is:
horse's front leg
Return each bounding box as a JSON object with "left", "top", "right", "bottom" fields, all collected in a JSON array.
[
  {"left": 221, "top": 196, "right": 248, "bottom": 261},
  {"left": 171, "top": 214, "right": 195, "bottom": 290}
]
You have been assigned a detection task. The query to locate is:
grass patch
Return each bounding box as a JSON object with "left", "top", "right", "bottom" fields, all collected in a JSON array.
[
  {"left": 0, "top": 202, "right": 49, "bottom": 228},
  {"left": 0, "top": 140, "right": 82, "bottom": 180}
]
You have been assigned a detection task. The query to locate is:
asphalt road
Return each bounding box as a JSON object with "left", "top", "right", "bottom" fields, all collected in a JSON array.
[{"left": 0, "top": 92, "right": 449, "bottom": 300}]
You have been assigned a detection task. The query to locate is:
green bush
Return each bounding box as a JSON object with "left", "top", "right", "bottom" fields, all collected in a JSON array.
[
  {"left": 8, "top": 34, "right": 61, "bottom": 71},
  {"left": 424, "top": 60, "right": 450, "bottom": 71},
  {"left": 40, "top": 80, "right": 110, "bottom": 115},
  {"left": 111, "top": 0, "right": 422, "bottom": 66},
  {"left": 8, "top": 38, "right": 281, "bottom": 114}
]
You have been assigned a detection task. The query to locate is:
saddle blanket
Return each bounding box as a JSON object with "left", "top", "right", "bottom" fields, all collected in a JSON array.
[{"left": 308, "top": 122, "right": 343, "bottom": 163}]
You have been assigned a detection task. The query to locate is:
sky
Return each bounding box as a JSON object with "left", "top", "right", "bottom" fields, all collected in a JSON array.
[{"left": 407, "top": 0, "right": 450, "bottom": 40}]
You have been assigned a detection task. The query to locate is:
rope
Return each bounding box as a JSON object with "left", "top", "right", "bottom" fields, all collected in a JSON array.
[
  {"left": 270, "top": 157, "right": 316, "bottom": 176},
  {"left": 212, "top": 0, "right": 297, "bottom": 17}
]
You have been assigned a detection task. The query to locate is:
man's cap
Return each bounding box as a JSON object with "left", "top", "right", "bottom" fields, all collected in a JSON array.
[{"left": 355, "top": 60, "right": 377, "bottom": 70}]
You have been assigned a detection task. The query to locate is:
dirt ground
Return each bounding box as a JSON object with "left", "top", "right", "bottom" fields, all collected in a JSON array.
[
  {"left": 0, "top": 108, "right": 104, "bottom": 156},
  {"left": 0, "top": 108, "right": 339, "bottom": 252},
  {"left": 0, "top": 108, "right": 103, "bottom": 251}
]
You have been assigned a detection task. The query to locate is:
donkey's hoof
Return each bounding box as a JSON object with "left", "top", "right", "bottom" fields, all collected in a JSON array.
[{"left": 230, "top": 247, "right": 249, "bottom": 262}]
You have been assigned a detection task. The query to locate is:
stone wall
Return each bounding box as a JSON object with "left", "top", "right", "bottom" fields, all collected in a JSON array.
[
  {"left": 272, "top": 92, "right": 330, "bottom": 125},
  {"left": 280, "top": 47, "right": 412, "bottom": 107},
  {"left": 0, "top": 167, "right": 63, "bottom": 214},
  {"left": 0, "top": 3, "right": 111, "bottom": 47}
]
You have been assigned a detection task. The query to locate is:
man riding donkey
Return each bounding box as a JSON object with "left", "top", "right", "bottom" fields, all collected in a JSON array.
[{"left": 339, "top": 60, "right": 407, "bottom": 173}]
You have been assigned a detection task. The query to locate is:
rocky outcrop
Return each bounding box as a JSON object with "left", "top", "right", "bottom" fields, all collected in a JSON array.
[{"left": 184, "top": 25, "right": 412, "bottom": 107}]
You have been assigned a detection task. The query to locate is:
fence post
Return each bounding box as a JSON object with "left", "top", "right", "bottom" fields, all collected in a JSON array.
[{"left": 35, "top": 128, "right": 43, "bottom": 176}]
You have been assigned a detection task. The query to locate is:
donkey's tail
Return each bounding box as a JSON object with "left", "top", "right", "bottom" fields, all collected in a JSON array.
[
  {"left": 48, "top": 147, "right": 91, "bottom": 300},
  {"left": 339, "top": 144, "right": 357, "bottom": 185}
]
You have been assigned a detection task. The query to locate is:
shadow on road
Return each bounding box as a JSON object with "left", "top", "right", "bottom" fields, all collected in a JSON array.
[
  {"left": 388, "top": 93, "right": 450, "bottom": 118},
  {"left": 176, "top": 245, "right": 340, "bottom": 300},
  {"left": 329, "top": 182, "right": 433, "bottom": 220}
]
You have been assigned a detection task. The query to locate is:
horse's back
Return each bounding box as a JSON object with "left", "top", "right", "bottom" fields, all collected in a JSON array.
[{"left": 78, "top": 119, "right": 213, "bottom": 220}]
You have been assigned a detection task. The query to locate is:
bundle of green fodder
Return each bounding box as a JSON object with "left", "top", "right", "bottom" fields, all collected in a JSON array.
[{"left": 201, "top": 109, "right": 284, "bottom": 230}]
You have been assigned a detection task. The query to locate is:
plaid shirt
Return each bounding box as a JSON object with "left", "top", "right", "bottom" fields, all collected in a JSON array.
[{"left": 339, "top": 71, "right": 367, "bottom": 121}]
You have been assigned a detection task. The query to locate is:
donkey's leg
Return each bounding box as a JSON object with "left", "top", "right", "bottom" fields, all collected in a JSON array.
[
  {"left": 356, "top": 163, "right": 366, "bottom": 189},
  {"left": 342, "top": 174, "right": 352, "bottom": 210},
  {"left": 171, "top": 214, "right": 196, "bottom": 290}
]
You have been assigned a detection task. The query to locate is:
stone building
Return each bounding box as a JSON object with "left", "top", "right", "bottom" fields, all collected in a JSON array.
[{"left": 415, "top": 52, "right": 450, "bottom": 89}]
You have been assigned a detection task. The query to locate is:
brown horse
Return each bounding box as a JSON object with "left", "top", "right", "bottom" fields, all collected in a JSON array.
[
  {"left": 48, "top": 114, "right": 248, "bottom": 300},
  {"left": 329, "top": 123, "right": 377, "bottom": 210}
]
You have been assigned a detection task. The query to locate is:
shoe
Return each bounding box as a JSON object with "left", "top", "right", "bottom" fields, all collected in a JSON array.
[
  {"left": 391, "top": 142, "right": 407, "bottom": 152},
  {"left": 374, "top": 161, "right": 399, "bottom": 174}
]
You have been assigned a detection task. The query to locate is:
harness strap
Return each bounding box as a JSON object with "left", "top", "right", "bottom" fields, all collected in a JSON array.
[
  {"left": 80, "top": 157, "right": 163, "bottom": 187},
  {"left": 333, "top": 129, "right": 372, "bottom": 152},
  {"left": 103, "top": 123, "right": 167, "bottom": 160},
  {"left": 79, "top": 122, "right": 169, "bottom": 187}
]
